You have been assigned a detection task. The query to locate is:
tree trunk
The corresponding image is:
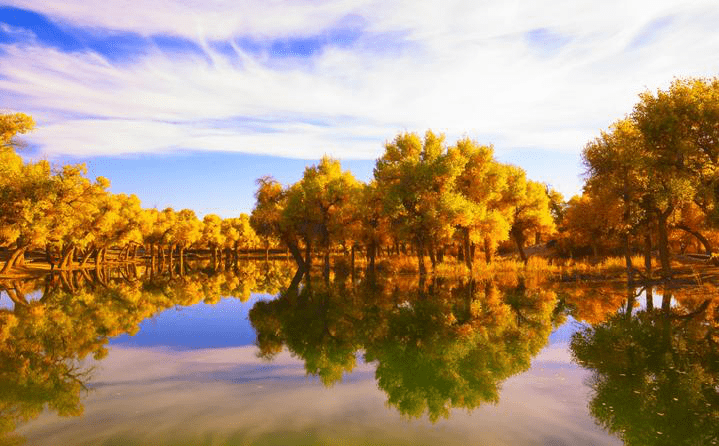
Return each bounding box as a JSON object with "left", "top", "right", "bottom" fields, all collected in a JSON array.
[
  {"left": 284, "top": 239, "right": 307, "bottom": 271},
  {"left": 511, "top": 228, "right": 528, "bottom": 264},
  {"left": 463, "top": 228, "right": 472, "bottom": 270},
  {"left": 656, "top": 209, "right": 673, "bottom": 279},
  {"left": 625, "top": 286, "right": 636, "bottom": 321},
  {"left": 484, "top": 238, "right": 493, "bottom": 264},
  {"left": 661, "top": 289, "right": 672, "bottom": 312},
  {"left": 417, "top": 239, "right": 427, "bottom": 275},
  {"left": 1, "top": 246, "right": 28, "bottom": 274},
  {"left": 179, "top": 247, "right": 185, "bottom": 276},
  {"left": 169, "top": 244, "right": 175, "bottom": 274},
  {"left": 95, "top": 247, "right": 102, "bottom": 270},
  {"left": 45, "top": 243, "right": 57, "bottom": 270},
  {"left": 225, "top": 248, "right": 233, "bottom": 269},
  {"left": 644, "top": 229, "right": 652, "bottom": 278},
  {"left": 622, "top": 232, "right": 634, "bottom": 285},
  {"left": 79, "top": 246, "right": 95, "bottom": 268},
  {"left": 323, "top": 246, "right": 330, "bottom": 280},
  {"left": 675, "top": 223, "right": 713, "bottom": 255},
  {"left": 5, "top": 287, "right": 28, "bottom": 307},
  {"left": 304, "top": 239, "right": 313, "bottom": 271},
  {"left": 59, "top": 245, "right": 75, "bottom": 270}
]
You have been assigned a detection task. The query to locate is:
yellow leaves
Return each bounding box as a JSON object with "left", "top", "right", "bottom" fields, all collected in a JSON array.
[
  {"left": 0, "top": 112, "right": 34, "bottom": 147},
  {"left": 95, "top": 176, "right": 111, "bottom": 190}
]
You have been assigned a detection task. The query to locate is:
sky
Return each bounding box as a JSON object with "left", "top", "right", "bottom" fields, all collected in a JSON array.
[{"left": 1, "top": 0, "right": 718, "bottom": 217}]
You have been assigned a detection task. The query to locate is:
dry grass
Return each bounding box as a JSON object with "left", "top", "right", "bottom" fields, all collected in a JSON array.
[{"left": 360, "top": 253, "right": 673, "bottom": 283}]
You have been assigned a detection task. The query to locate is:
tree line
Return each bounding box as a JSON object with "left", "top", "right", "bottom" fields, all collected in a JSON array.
[
  {"left": 250, "top": 132, "right": 558, "bottom": 276},
  {"left": 0, "top": 114, "right": 263, "bottom": 274},
  {"left": 4, "top": 76, "right": 718, "bottom": 279}
]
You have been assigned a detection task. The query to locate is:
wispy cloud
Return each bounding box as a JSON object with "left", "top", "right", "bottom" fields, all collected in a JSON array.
[{"left": 1, "top": 0, "right": 718, "bottom": 181}]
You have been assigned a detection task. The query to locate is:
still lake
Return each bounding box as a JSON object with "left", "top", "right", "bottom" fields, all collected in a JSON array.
[{"left": 1, "top": 261, "right": 716, "bottom": 445}]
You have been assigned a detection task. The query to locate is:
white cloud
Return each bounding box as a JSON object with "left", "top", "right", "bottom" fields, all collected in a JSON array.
[{"left": 1, "top": 0, "right": 719, "bottom": 196}]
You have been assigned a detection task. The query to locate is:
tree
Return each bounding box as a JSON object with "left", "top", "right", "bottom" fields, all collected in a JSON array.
[
  {"left": 499, "top": 166, "right": 555, "bottom": 263},
  {"left": 561, "top": 192, "right": 623, "bottom": 257},
  {"left": 284, "top": 156, "right": 362, "bottom": 276},
  {"left": 374, "top": 131, "right": 468, "bottom": 274},
  {"left": 633, "top": 78, "right": 719, "bottom": 225},
  {"left": 451, "top": 139, "right": 510, "bottom": 268},
  {"left": 250, "top": 176, "right": 305, "bottom": 269}
]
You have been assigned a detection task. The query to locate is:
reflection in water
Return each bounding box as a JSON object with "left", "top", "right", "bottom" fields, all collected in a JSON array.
[
  {"left": 0, "top": 261, "right": 293, "bottom": 443},
  {"left": 2, "top": 263, "right": 718, "bottom": 444},
  {"left": 250, "top": 273, "right": 561, "bottom": 421},
  {"left": 570, "top": 285, "right": 719, "bottom": 446}
]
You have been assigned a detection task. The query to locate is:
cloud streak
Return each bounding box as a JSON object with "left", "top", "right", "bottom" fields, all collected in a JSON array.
[{"left": 1, "top": 0, "right": 718, "bottom": 195}]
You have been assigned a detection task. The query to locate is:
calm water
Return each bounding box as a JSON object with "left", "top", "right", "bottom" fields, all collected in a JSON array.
[{"left": 0, "top": 262, "right": 717, "bottom": 446}]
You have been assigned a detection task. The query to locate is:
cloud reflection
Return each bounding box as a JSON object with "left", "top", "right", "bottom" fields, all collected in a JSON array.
[{"left": 17, "top": 345, "right": 619, "bottom": 445}]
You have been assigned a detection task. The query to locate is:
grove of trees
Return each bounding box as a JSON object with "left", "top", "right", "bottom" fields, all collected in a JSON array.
[
  {"left": 0, "top": 113, "right": 262, "bottom": 275},
  {"left": 249, "top": 133, "right": 557, "bottom": 276},
  {"left": 559, "top": 77, "right": 719, "bottom": 279},
  {"left": 5, "top": 76, "right": 719, "bottom": 281}
]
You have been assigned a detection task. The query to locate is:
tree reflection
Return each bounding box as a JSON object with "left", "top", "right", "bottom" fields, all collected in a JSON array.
[
  {"left": 250, "top": 272, "right": 558, "bottom": 421},
  {"left": 571, "top": 285, "right": 719, "bottom": 446},
  {"left": 0, "top": 260, "right": 293, "bottom": 442}
]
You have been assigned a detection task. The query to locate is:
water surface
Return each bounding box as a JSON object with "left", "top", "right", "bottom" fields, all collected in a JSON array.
[{"left": 1, "top": 263, "right": 716, "bottom": 445}]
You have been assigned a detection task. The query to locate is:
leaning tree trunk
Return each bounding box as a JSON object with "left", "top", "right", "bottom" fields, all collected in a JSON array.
[
  {"left": 79, "top": 246, "right": 96, "bottom": 268},
  {"left": 284, "top": 239, "right": 307, "bottom": 272},
  {"left": 511, "top": 228, "right": 528, "bottom": 264},
  {"left": 675, "top": 223, "right": 713, "bottom": 256},
  {"left": 1, "top": 246, "right": 28, "bottom": 274},
  {"left": 59, "top": 245, "right": 75, "bottom": 270}
]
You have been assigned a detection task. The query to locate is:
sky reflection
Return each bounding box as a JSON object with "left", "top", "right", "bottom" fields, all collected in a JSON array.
[{"left": 17, "top": 345, "right": 618, "bottom": 446}]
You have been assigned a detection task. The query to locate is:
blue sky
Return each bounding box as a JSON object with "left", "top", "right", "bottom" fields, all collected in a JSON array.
[{"left": 1, "top": 0, "right": 718, "bottom": 217}]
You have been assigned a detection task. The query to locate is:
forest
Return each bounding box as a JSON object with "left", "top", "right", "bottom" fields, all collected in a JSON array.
[{"left": 2, "top": 77, "right": 719, "bottom": 281}]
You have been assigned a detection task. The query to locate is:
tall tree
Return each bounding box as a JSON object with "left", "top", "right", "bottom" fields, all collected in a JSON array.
[{"left": 374, "top": 131, "right": 468, "bottom": 274}]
